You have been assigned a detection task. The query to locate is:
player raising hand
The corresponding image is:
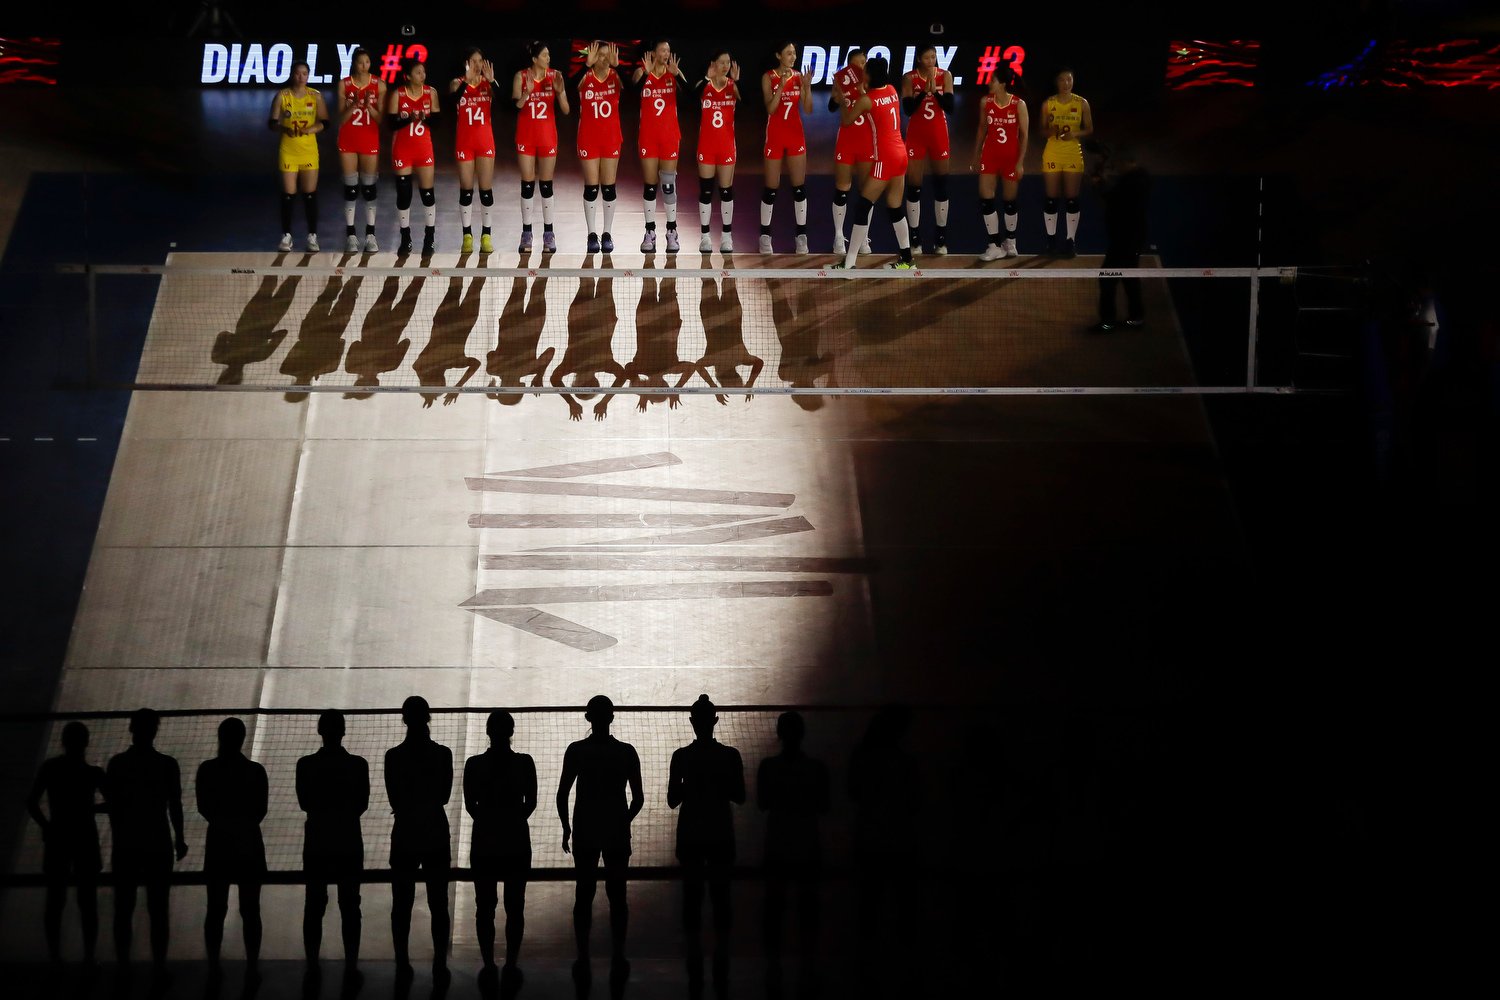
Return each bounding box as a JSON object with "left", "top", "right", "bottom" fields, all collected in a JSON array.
[
  {"left": 634, "top": 39, "right": 688, "bottom": 253},
  {"left": 694, "top": 52, "right": 741, "bottom": 255}
]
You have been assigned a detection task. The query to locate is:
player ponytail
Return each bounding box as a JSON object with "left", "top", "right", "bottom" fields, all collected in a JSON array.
[{"left": 864, "top": 56, "right": 890, "bottom": 89}]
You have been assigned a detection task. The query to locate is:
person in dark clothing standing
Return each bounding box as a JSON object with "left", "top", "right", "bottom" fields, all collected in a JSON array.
[
  {"left": 385, "top": 695, "right": 454, "bottom": 985},
  {"left": 297, "top": 709, "right": 369, "bottom": 985},
  {"left": 196, "top": 717, "right": 268, "bottom": 981},
  {"left": 106, "top": 708, "right": 188, "bottom": 977},
  {"left": 668, "top": 694, "right": 745, "bottom": 999},
  {"left": 26, "top": 721, "right": 108, "bottom": 964},
  {"left": 557, "top": 694, "right": 644, "bottom": 988},
  {"left": 464, "top": 710, "right": 536, "bottom": 986},
  {"left": 1090, "top": 143, "right": 1151, "bottom": 332},
  {"left": 758, "top": 710, "right": 830, "bottom": 995}
]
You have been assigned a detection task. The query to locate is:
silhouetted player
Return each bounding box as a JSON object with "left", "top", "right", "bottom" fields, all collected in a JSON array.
[
  {"left": 557, "top": 695, "right": 643, "bottom": 982},
  {"left": 757, "top": 710, "right": 830, "bottom": 988},
  {"left": 196, "top": 717, "right": 268, "bottom": 979},
  {"left": 26, "top": 721, "right": 107, "bottom": 963},
  {"left": 106, "top": 708, "right": 188, "bottom": 974},
  {"left": 385, "top": 695, "right": 453, "bottom": 983},
  {"left": 667, "top": 694, "right": 744, "bottom": 999},
  {"left": 464, "top": 710, "right": 536, "bottom": 983},
  {"left": 297, "top": 710, "right": 369, "bottom": 980}
]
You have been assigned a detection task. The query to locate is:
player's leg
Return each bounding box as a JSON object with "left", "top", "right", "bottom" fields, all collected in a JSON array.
[
  {"left": 640, "top": 156, "right": 659, "bottom": 252},
  {"left": 832, "top": 160, "right": 852, "bottom": 255},
  {"left": 304, "top": 881, "right": 328, "bottom": 963},
  {"left": 682, "top": 856, "right": 705, "bottom": 993},
  {"left": 394, "top": 167, "right": 414, "bottom": 255},
  {"left": 340, "top": 150, "right": 361, "bottom": 250},
  {"left": 42, "top": 878, "right": 64, "bottom": 961},
  {"left": 144, "top": 876, "right": 169, "bottom": 972},
  {"left": 717, "top": 165, "right": 737, "bottom": 253},
  {"left": 78, "top": 871, "right": 99, "bottom": 964},
  {"left": 204, "top": 879, "right": 229, "bottom": 969},
  {"left": 299, "top": 167, "right": 320, "bottom": 252},
  {"left": 416, "top": 164, "right": 437, "bottom": 256},
  {"left": 572, "top": 849, "right": 600, "bottom": 959},
  {"left": 841, "top": 174, "right": 883, "bottom": 270},
  {"left": 581, "top": 158, "right": 601, "bottom": 253},
  {"left": 390, "top": 855, "right": 416, "bottom": 972},
  {"left": 1001, "top": 175, "right": 1021, "bottom": 256},
  {"left": 336, "top": 879, "right": 361, "bottom": 969},
  {"left": 502, "top": 871, "right": 527, "bottom": 968},
  {"left": 856, "top": 162, "right": 875, "bottom": 253},
  {"left": 760, "top": 154, "right": 783, "bottom": 253},
  {"left": 1063, "top": 170, "right": 1083, "bottom": 257},
  {"left": 358, "top": 153, "right": 380, "bottom": 252},
  {"left": 112, "top": 874, "right": 137, "bottom": 965},
  {"left": 599, "top": 157, "right": 619, "bottom": 253},
  {"left": 1042, "top": 169, "right": 1062, "bottom": 253},
  {"left": 885, "top": 175, "right": 913, "bottom": 265},
  {"left": 661, "top": 157, "right": 680, "bottom": 252},
  {"left": 517, "top": 152, "right": 537, "bottom": 251},
  {"left": 279, "top": 171, "right": 298, "bottom": 252},
  {"left": 932, "top": 157, "right": 951, "bottom": 253},
  {"left": 979, "top": 172, "right": 1004, "bottom": 260},
  {"left": 474, "top": 871, "right": 498, "bottom": 968},
  {"left": 697, "top": 161, "right": 716, "bottom": 253},
  {"left": 423, "top": 857, "right": 450, "bottom": 975},
  {"left": 538, "top": 156, "right": 558, "bottom": 253},
  {"left": 905, "top": 155, "right": 926, "bottom": 249},
  {"left": 457, "top": 157, "right": 477, "bottom": 252},
  {"left": 602, "top": 847, "right": 630, "bottom": 967},
  {"left": 787, "top": 153, "right": 809, "bottom": 253},
  {"left": 240, "top": 879, "right": 263, "bottom": 972},
  {"left": 476, "top": 155, "right": 496, "bottom": 253}
]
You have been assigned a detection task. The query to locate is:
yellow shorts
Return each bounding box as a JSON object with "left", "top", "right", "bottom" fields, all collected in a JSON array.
[
  {"left": 1042, "top": 139, "right": 1084, "bottom": 173},
  {"left": 279, "top": 136, "right": 319, "bottom": 173}
]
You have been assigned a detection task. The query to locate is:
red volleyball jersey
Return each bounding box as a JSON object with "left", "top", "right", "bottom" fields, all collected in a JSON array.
[
  {"left": 340, "top": 77, "right": 380, "bottom": 130},
  {"left": 520, "top": 70, "right": 558, "bottom": 124},
  {"left": 394, "top": 86, "right": 435, "bottom": 143},
  {"left": 700, "top": 79, "right": 736, "bottom": 136},
  {"left": 639, "top": 68, "right": 679, "bottom": 131},
  {"left": 834, "top": 63, "right": 867, "bottom": 128},
  {"left": 906, "top": 69, "right": 949, "bottom": 130},
  {"left": 578, "top": 68, "right": 622, "bottom": 133},
  {"left": 454, "top": 78, "right": 494, "bottom": 138},
  {"left": 982, "top": 94, "right": 1020, "bottom": 147},
  {"left": 765, "top": 68, "right": 805, "bottom": 130},
  {"left": 868, "top": 84, "right": 903, "bottom": 149}
]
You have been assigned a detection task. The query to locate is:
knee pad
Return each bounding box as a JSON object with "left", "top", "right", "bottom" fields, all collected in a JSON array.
[
  {"left": 343, "top": 172, "right": 359, "bottom": 190},
  {"left": 419, "top": 187, "right": 435, "bottom": 207},
  {"left": 886, "top": 204, "right": 905, "bottom": 224},
  {"left": 343, "top": 183, "right": 358, "bottom": 201},
  {"left": 459, "top": 188, "right": 473, "bottom": 206},
  {"left": 584, "top": 184, "right": 599, "bottom": 202},
  {"left": 302, "top": 191, "right": 317, "bottom": 206},
  {"left": 643, "top": 183, "right": 658, "bottom": 201},
  {"left": 521, "top": 180, "right": 535, "bottom": 198},
  {"left": 538, "top": 180, "right": 553, "bottom": 198},
  {"left": 602, "top": 184, "right": 616, "bottom": 201},
  {"left": 395, "top": 177, "right": 413, "bottom": 209},
  {"left": 719, "top": 187, "right": 734, "bottom": 203},
  {"left": 699, "top": 176, "right": 714, "bottom": 202},
  {"left": 932, "top": 174, "right": 949, "bottom": 198},
  {"left": 833, "top": 188, "right": 849, "bottom": 207},
  {"left": 980, "top": 198, "right": 997, "bottom": 215},
  {"left": 361, "top": 183, "right": 378, "bottom": 202},
  {"left": 358, "top": 170, "right": 377, "bottom": 187},
  {"left": 479, "top": 188, "right": 493, "bottom": 206},
  {"left": 852, "top": 196, "right": 874, "bottom": 226},
  {"left": 792, "top": 185, "right": 806, "bottom": 202},
  {"left": 1003, "top": 199, "right": 1019, "bottom": 216},
  {"left": 761, "top": 187, "right": 777, "bottom": 205},
  {"left": 1044, "top": 197, "right": 1058, "bottom": 213},
  {"left": 661, "top": 171, "right": 677, "bottom": 201},
  {"left": 1066, "top": 198, "right": 1080, "bottom": 213},
  {"left": 906, "top": 185, "right": 923, "bottom": 204}
]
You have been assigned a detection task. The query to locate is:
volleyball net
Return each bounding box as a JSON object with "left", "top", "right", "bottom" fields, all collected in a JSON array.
[
  {"left": 2, "top": 704, "right": 1063, "bottom": 883},
  {"left": 58, "top": 256, "right": 1296, "bottom": 397}
]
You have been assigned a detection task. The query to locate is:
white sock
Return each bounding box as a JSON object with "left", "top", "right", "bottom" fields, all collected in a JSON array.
[
  {"left": 1044, "top": 211, "right": 1058, "bottom": 236},
  {"left": 720, "top": 199, "right": 733, "bottom": 228},
  {"left": 583, "top": 197, "right": 598, "bottom": 236},
  {"left": 794, "top": 196, "right": 807, "bottom": 228},
  {"left": 1066, "top": 210, "right": 1080, "bottom": 240},
  {"left": 905, "top": 197, "right": 920, "bottom": 231},
  {"left": 541, "top": 194, "right": 555, "bottom": 225},
  {"left": 602, "top": 197, "right": 615, "bottom": 235},
  {"left": 760, "top": 198, "right": 774, "bottom": 228},
  {"left": 460, "top": 196, "right": 472, "bottom": 230},
  {"left": 661, "top": 171, "right": 677, "bottom": 225},
  {"left": 832, "top": 193, "right": 848, "bottom": 237},
  {"left": 643, "top": 198, "right": 656, "bottom": 230},
  {"left": 521, "top": 192, "right": 534, "bottom": 228},
  {"left": 1004, "top": 208, "right": 1018, "bottom": 236},
  {"left": 845, "top": 222, "right": 868, "bottom": 269},
  {"left": 365, "top": 200, "right": 377, "bottom": 228},
  {"left": 699, "top": 198, "right": 712, "bottom": 230},
  {"left": 893, "top": 217, "right": 910, "bottom": 251},
  {"left": 398, "top": 207, "right": 411, "bottom": 228},
  {"left": 424, "top": 200, "right": 436, "bottom": 227},
  {"left": 480, "top": 196, "right": 492, "bottom": 231},
  {"left": 983, "top": 210, "right": 999, "bottom": 238},
  {"left": 935, "top": 199, "right": 950, "bottom": 228}
]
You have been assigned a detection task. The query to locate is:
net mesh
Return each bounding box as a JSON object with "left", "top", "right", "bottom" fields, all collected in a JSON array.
[{"left": 70, "top": 257, "right": 1279, "bottom": 396}]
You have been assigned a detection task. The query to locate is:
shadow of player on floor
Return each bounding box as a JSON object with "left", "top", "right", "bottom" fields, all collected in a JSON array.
[
  {"left": 281, "top": 276, "right": 363, "bottom": 401},
  {"left": 344, "top": 275, "right": 424, "bottom": 398},
  {"left": 488, "top": 257, "right": 554, "bottom": 405},
  {"left": 416, "top": 277, "right": 485, "bottom": 407},
  {"left": 553, "top": 270, "right": 624, "bottom": 421},
  {"left": 698, "top": 271, "right": 761, "bottom": 404},
  {"left": 213, "top": 274, "right": 301, "bottom": 386}
]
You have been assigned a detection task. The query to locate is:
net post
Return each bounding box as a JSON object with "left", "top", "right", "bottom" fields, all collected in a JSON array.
[
  {"left": 86, "top": 265, "right": 99, "bottom": 388},
  {"left": 1245, "top": 274, "right": 1260, "bottom": 390}
]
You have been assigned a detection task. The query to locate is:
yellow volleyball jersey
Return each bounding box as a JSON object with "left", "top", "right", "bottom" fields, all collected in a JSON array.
[
  {"left": 1044, "top": 95, "right": 1083, "bottom": 141},
  {"left": 279, "top": 89, "right": 319, "bottom": 133}
]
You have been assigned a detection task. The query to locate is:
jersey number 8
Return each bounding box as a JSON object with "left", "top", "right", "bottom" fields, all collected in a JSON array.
[{"left": 712, "top": 109, "right": 724, "bottom": 129}]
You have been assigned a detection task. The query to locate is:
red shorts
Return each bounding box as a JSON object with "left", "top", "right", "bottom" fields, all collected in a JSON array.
[
  {"left": 455, "top": 129, "right": 496, "bottom": 162},
  {"left": 979, "top": 141, "right": 1020, "bottom": 180},
  {"left": 871, "top": 144, "right": 909, "bottom": 181},
  {"left": 337, "top": 125, "right": 379, "bottom": 157},
  {"left": 763, "top": 122, "right": 807, "bottom": 160},
  {"left": 577, "top": 125, "right": 622, "bottom": 160},
  {"left": 515, "top": 120, "right": 558, "bottom": 158},
  {"left": 834, "top": 123, "right": 874, "bottom": 164},
  {"left": 638, "top": 124, "right": 681, "bottom": 161},
  {"left": 696, "top": 131, "right": 736, "bottom": 166},
  {"left": 906, "top": 122, "right": 951, "bottom": 161},
  {"left": 391, "top": 135, "right": 435, "bottom": 171}
]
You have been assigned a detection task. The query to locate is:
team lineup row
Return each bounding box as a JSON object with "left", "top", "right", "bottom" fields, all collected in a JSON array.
[
  {"left": 272, "top": 41, "right": 1096, "bottom": 267},
  {"left": 28, "top": 697, "right": 848, "bottom": 984}
]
